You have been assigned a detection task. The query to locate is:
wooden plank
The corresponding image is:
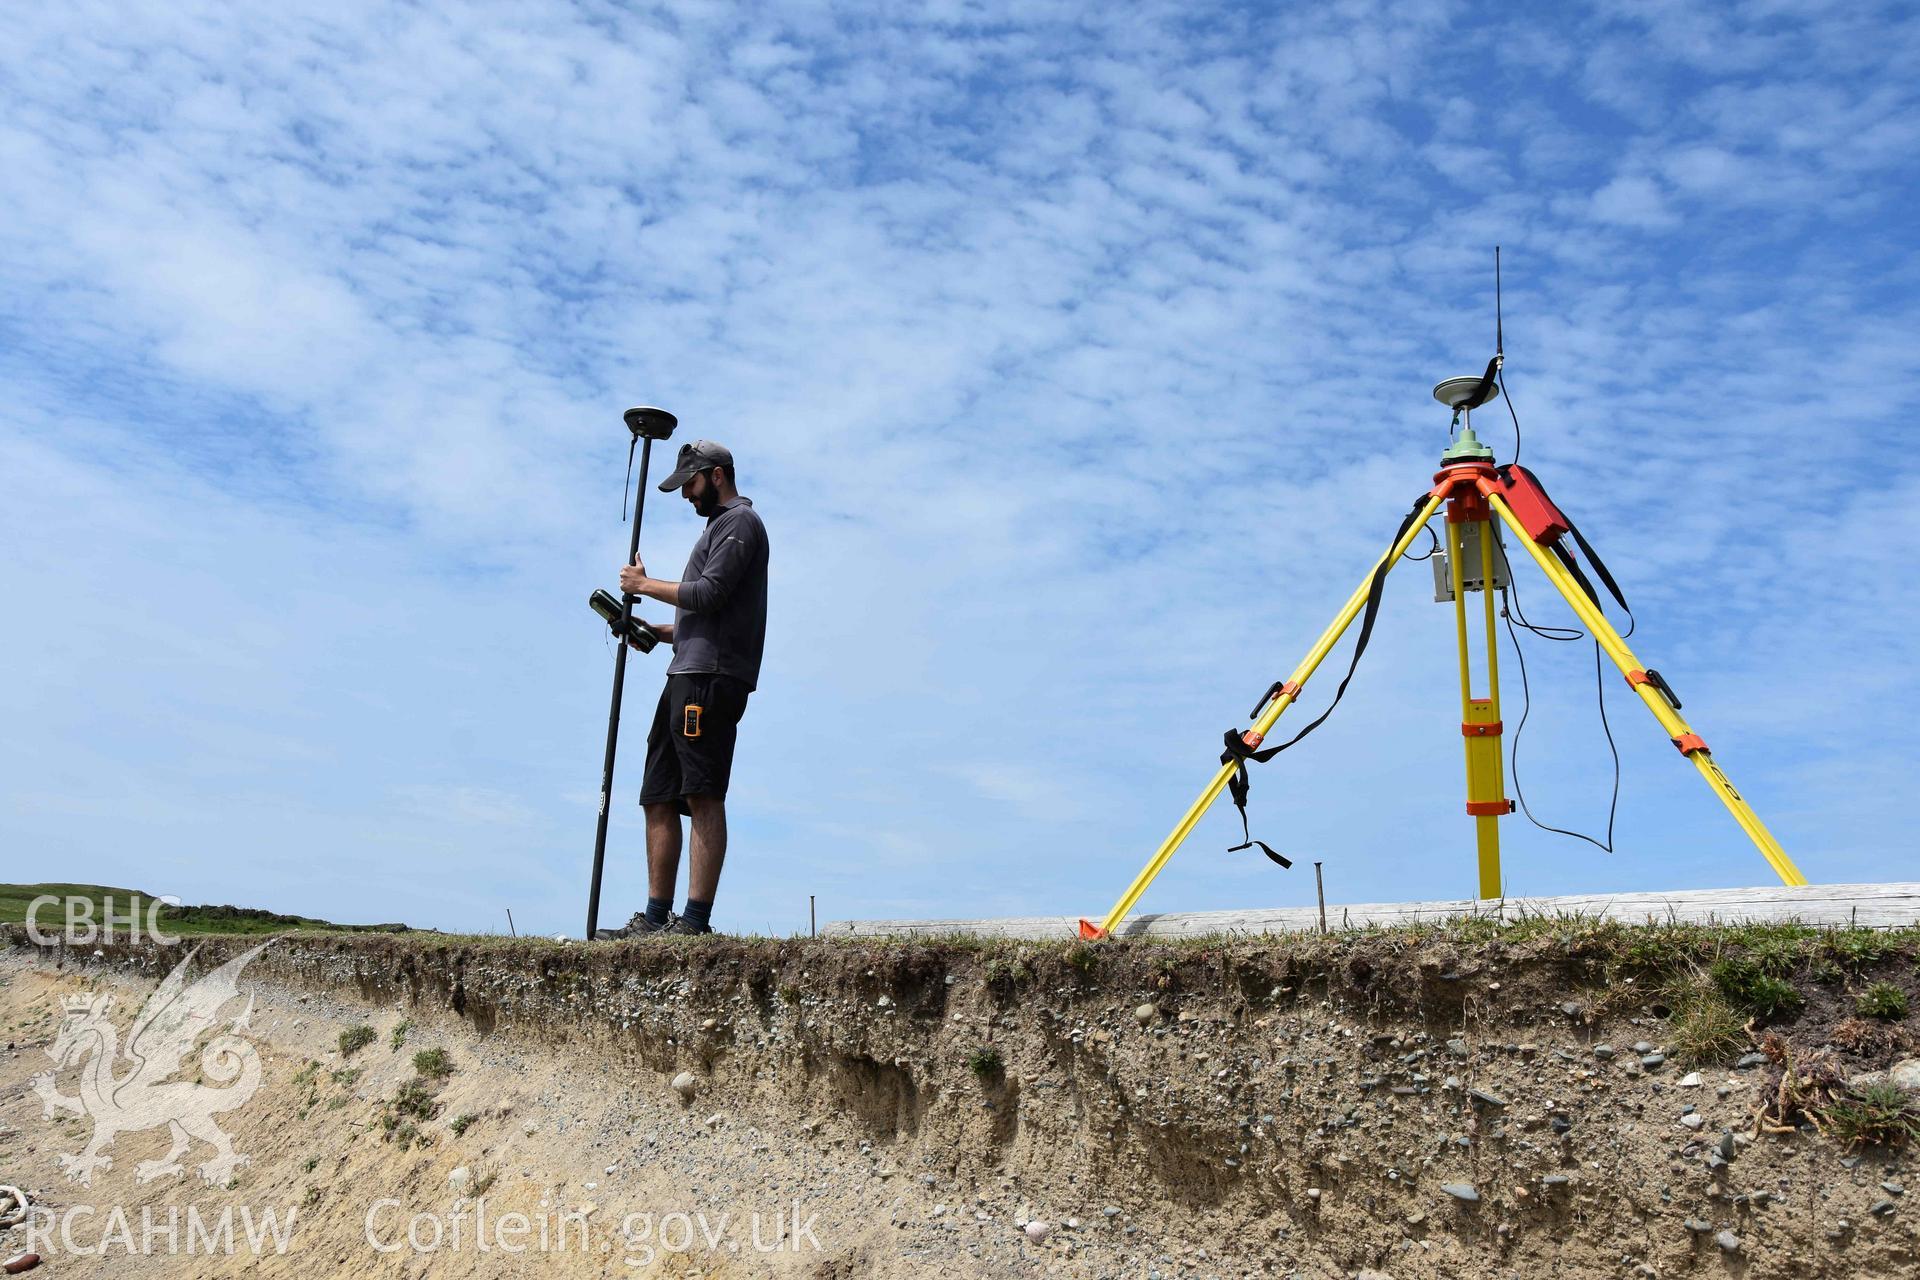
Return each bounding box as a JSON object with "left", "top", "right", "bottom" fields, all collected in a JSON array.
[{"left": 822, "top": 882, "right": 1920, "bottom": 941}]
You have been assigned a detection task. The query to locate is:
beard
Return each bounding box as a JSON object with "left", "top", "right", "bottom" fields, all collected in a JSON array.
[{"left": 690, "top": 478, "right": 720, "bottom": 517}]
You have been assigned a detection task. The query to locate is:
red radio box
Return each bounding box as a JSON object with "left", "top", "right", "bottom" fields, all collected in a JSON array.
[{"left": 1496, "top": 465, "right": 1571, "bottom": 546}]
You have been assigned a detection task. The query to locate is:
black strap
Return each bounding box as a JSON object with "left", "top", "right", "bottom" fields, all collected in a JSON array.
[
  {"left": 1217, "top": 493, "right": 1431, "bottom": 869},
  {"left": 1550, "top": 540, "right": 1601, "bottom": 608},
  {"left": 1642, "top": 667, "right": 1682, "bottom": 710},
  {"left": 1221, "top": 731, "right": 1292, "bottom": 868},
  {"left": 1450, "top": 353, "right": 1503, "bottom": 412},
  {"left": 1499, "top": 465, "right": 1631, "bottom": 619},
  {"left": 1563, "top": 515, "right": 1630, "bottom": 617}
]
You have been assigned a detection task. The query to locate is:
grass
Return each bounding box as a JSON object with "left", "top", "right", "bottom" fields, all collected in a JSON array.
[
  {"left": 379, "top": 1077, "right": 441, "bottom": 1149},
  {"left": 449, "top": 1112, "right": 477, "bottom": 1137},
  {"left": 1663, "top": 975, "right": 1748, "bottom": 1065},
  {"left": 293, "top": 1054, "right": 368, "bottom": 1121},
  {"left": 292, "top": 1060, "right": 324, "bottom": 1118},
  {"left": 1855, "top": 982, "right": 1909, "bottom": 1021},
  {"left": 1743, "top": 932, "right": 1804, "bottom": 977},
  {"left": 1823, "top": 1081, "right": 1920, "bottom": 1149},
  {"left": 412, "top": 1047, "right": 453, "bottom": 1077},
  {"left": 1709, "top": 956, "right": 1804, "bottom": 1019},
  {"left": 6, "top": 888, "right": 1916, "bottom": 964},
  {"left": 390, "top": 1020, "right": 413, "bottom": 1051},
  {"left": 0, "top": 882, "right": 406, "bottom": 935},
  {"left": 1826, "top": 929, "right": 1893, "bottom": 972},
  {"left": 14, "top": 901, "right": 1905, "bottom": 961},
  {"left": 982, "top": 956, "right": 1033, "bottom": 987},
  {"left": 390, "top": 1080, "right": 436, "bottom": 1118},
  {"left": 966, "top": 1046, "right": 1003, "bottom": 1078},
  {"left": 338, "top": 1025, "right": 376, "bottom": 1057}
]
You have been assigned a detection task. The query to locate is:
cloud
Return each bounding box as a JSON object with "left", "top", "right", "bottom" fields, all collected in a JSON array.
[
  {"left": 1, "top": 0, "right": 1917, "bottom": 935},
  {"left": 1588, "top": 175, "right": 1678, "bottom": 229}
]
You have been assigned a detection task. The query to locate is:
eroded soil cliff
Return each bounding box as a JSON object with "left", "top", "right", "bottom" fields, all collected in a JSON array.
[{"left": 3, "top": 920, "right": 1917, "bottom": 1278}]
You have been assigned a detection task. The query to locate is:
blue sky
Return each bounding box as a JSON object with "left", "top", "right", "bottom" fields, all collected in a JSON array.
[{"left": 3, "top": 0, "right": 1917, "bottom": 936}]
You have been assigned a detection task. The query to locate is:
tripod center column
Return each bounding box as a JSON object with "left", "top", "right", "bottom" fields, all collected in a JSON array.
[{"left": 1440, "top": 463, "right": 1513, "bottom": 900}]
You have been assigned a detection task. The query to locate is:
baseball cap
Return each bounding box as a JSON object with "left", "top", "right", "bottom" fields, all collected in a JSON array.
[{"left": 658, "top": 439, "right": 734, "bottom": 491}]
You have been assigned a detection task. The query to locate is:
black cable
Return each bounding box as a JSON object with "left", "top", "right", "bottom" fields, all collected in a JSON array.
[
  {"left": 1498, "top": 365, "right": 1521, "bottom": 469},
  {"left": 1494, "top": 245, "right": 1520, "bottom": 467},
  {"left": 622, "top": 435, "right": 639, "bottom": 520},
  {"left": 1502, "top": 542, "right": 1583, "bottom": 641},
  {"left": 1501, "top": 587, "right": 1622, "bottom": 853},
  {"left": 1401, "top": 522, "right": 1441, "bottom": 562},
  {"left": 1591, "top": 637, "right": 1622, "bottom": 841}
]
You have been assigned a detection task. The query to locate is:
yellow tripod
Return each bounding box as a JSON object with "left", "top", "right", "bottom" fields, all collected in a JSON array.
[{"left": 1080, "top": 428, "right": 1807, "bottom": 940}]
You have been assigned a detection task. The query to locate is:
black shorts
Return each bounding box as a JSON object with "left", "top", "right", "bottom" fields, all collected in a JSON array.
[{"left": 638, "top": 673, "right": 752, "bottom": 813}]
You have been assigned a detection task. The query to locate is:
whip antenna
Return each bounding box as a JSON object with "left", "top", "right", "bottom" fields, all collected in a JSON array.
[{"left": 1495, "top": 244, "right": 1503, "bottom": 357}]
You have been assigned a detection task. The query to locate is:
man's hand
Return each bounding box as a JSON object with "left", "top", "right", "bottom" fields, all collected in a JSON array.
[
  {"left": 627, "top": 618, "right": 673, "bottom": 649},
  {"left": 618, "top": 554, "right": 650, "bottom": 596},
  {"left": 619, "top": 553, "right": 684, "bottom": 608}
]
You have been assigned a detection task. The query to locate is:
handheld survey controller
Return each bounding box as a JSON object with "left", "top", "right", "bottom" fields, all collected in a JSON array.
[{"left": 590, "top": 587, "right": 661, "bottom": 653}]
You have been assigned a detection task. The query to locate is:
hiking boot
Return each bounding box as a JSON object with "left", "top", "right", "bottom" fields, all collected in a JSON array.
[
  {"left": 593, "top": 911, "right": 672, "bottom": 941},
  {"left": 663, "top": 915, "right": 714, "bottom": 937}
]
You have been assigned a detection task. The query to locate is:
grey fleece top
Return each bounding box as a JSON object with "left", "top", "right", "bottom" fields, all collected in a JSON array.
[{"left": 666, "top": 495, "right": 769, "bottom": 690}]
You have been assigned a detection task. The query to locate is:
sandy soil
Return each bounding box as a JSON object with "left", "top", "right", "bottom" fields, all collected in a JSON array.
[
  {"left": 1, "top": 928, "right": 1917, "bottom": 1278},
  {"left": 1, "top": 959, "right": 908, "bottom": 1278}
]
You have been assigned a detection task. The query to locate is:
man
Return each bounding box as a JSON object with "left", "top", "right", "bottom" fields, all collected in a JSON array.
[{"left": 596, "top": 439, "right": 769, "bottom": 939}]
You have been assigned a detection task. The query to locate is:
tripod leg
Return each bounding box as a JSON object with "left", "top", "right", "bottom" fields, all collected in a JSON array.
[
  {"left": 1485, "top": 492, "right": 1808, "bottom": 887},
  {"left": 1084, "top": 491, "right": 1450, "bottom": 938}
]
